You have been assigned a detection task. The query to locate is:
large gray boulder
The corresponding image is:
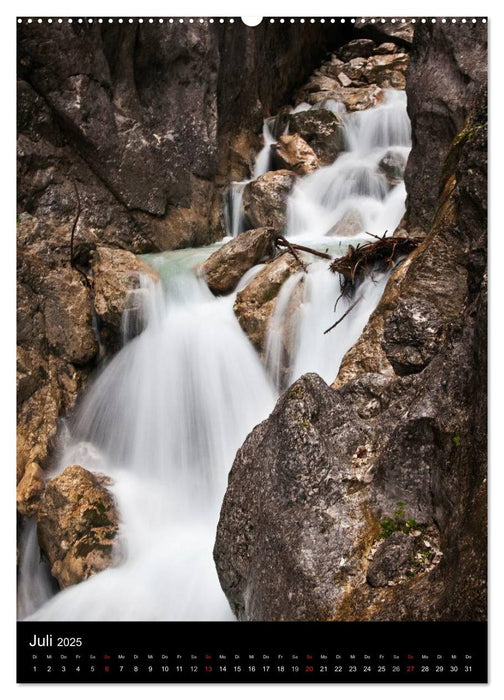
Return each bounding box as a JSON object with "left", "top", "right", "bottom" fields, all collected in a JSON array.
[
  {"left": 242, "top": 171, "right": 297, "bottom": 233},
  {"left": 37, "top": 465, "right": 121, "bottom": 589},
  {"left": 289, "top": 109, "right": 345, "bottom": 165},
  {"left": 197, "top": 228, "right": 277, "bottom": 295}
]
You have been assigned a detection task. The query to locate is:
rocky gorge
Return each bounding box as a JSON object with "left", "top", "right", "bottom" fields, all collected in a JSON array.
[{"left": 17, "top": 19, "right": 486, "bottom": 624}]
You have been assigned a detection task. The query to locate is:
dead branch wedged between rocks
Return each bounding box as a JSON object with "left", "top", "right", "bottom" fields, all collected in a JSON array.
[
  {"left": 270, "top": 229, "right": 422, "bottom": 334},
  {"left": 326, "top": 233, "right": 422, "bottom": 333},
  {"left": 274, "top": 234, "right": 332, "bottom": 272},
  {"left": 330, "top": 233, "right": 422, "bottom": 288}
]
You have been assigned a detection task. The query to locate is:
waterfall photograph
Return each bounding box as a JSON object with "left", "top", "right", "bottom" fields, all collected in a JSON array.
[{"left": 16, "top": 16, "right": 487, "bottom": 632}]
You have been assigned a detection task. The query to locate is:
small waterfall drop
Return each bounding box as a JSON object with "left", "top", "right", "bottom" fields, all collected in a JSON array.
[
  {"left": 287, "top": 89, "right": 410, "bottom": 243},
  {"left": 19, "top": 88, "right": 411, "bottom": 621},
  {"left": 223, "top": 181, "right": 248, "bottom": 238},
  {"left": 23, "top": 264, "right": 277, "bottom": 621},
  {"left": 253, "top": 118, "right": 278, "bottom": 178}
]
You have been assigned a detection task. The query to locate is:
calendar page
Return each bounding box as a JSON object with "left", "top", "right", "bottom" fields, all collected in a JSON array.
[{"left": 16, "top": 14, "right": 488, "bottom": 684}]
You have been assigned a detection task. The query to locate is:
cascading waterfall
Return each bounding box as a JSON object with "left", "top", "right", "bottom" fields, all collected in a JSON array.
[
  {"left": 286, "top": 90, "right": 411, "bottom": 243},
  {"left": 21, "top": 268, "right": 276, "bottom": 621},
  {"left": 253, "top": 117, "right": 282, "bottom": 178},
  {"left": 18, "top": 87, "right": 411, "bottom": 621},
  {"left": 223, "top": 118, "right": 281, "bottom": 237},
  {"left": 223, "top": 181, "right": 248, "bottom": 238},
  {"left": 264, "top": 89, "right": 411, "bottom": 388}
]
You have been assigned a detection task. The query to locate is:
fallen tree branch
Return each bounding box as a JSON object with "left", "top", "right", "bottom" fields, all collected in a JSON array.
[
  {"left": 279, "top": 239, "right": 332, "bottom": 260},
  {"left": 324, "top": 295, "right": 363, "bottom": 334},
  {"left": 330, "top": 235, "right": 422, "bottom": 286},
  {"left": 275, "top": 235, "right": 308, "bottom": 272},
  {"left": 275, "top": 235, "right": 332, "bottom": 271}
]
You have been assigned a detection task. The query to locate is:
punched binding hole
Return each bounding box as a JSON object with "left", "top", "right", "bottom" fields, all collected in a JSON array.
[{"left": 241, "top": 17, "right": 263, "bottom": 26}]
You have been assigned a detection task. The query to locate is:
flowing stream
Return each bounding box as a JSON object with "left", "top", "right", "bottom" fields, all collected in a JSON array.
[{"left": 19, "top": 88, "right": 411, "bottom": 621}]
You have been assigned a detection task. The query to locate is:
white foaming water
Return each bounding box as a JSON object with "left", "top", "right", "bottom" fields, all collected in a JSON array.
[
  {"left": 345, "top": 90, "right": 411, "bottom": 153},
  {"left": 19, "top": 88, "right": 411, "bottom": 621},
  {"left": 287, "top": 90, "right": 411, "bottom": 243},
  {"left": 22, "top": 266, "right": 276, "bottom": 621},
  {"left": 223, "top": 180, "right": 248, "bottom": 237},
  {"left": 264, "top": 90, "right": 412, "bottom": 390},
  {"left": 272, "top": 264, "right": 391, "bottom": 388},
  {"left": 253, "top": 118, "right": 280, "bottom": 178}
]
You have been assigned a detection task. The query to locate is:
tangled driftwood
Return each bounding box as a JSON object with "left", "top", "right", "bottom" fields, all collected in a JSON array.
[
  {"left": 330, "top": 233, "right": 422, "bottom": 286},
  {"left": 321, "top": 233, "right": 422, "bottom": 333}
]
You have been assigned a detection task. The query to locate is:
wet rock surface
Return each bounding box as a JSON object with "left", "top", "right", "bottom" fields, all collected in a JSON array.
[
  {"left": 242, "top": 170, "right": 297, "bottom": 233},
  {"left": 233, "top": 253, "right": 302, "bottom": 354},
  {"left": 378, "top": 149, "right": 407, "bottom": 185},
  {"left": 197, "top": 228, "right": 277, "bottom": 296},
  {"left": 92, "top": 247, "right": 159, "bottom": 352},
  {"left": 288, "top": 109, "right": 345, "bottom": 165},
  {"left": 327, "top": 209, "right": 364, "bottom": 237},
  {"left": 271, "top": 134, "right": 319, "bottom": 175},
  {"left": 297, "top": 80, "right": 385, "bottom": 112},
  {"left": 37, "top": 465, "right": 121, "bottom": 589}
]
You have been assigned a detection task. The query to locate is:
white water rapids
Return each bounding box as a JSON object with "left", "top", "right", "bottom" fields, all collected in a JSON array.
[{"left": 18, "top": 89, "right": 411, "bottom": 621}]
